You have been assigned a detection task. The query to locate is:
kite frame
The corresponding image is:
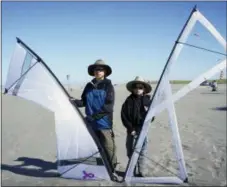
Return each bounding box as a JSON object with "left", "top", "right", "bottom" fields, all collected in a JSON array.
[
  {"left": 4, "top": 37, "right": 116, "bottom": 181},
  {"left": 124, "top": 6, "right": 227, "bottom": 185},
  {"left": 3, "top": 5, "right": 226, "bottom": 184}
]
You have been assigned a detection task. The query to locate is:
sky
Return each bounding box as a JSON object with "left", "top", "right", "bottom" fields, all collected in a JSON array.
[{"left": 1, "top": 1, "right": 227, "bottom": 86}]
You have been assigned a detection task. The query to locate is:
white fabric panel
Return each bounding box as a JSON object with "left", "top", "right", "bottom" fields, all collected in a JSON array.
[
  {"left": 18, "top": 63, "right": 98, "bottom": 158},
  {"left": 6, "top": 61, "right": 110, "bottom": 180},
  {"left": 5, "top": 44, "right": 27, "bottom": 89},
  {"left": 154, "top": 59, "right": 226, "bottom": 115},
  {"left": 127, "top": 176, "right": 183, "bottom": 184},
  {"left": 165, "top": 79, "right": 187, "bottom": 180},
  {"left": 196, "top": 11, "right": 226, "bottom": 50}
]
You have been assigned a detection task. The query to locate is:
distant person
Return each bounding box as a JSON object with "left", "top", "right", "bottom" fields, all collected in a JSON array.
[
  {"left": 211, "top": 80, "right": 218, "bottom": 92},
  {"left": 70, "top": 59, "right": 119, "bottom": 181},
  {"left": 121, "top": 76, "right": 155, "bottom": 177}
]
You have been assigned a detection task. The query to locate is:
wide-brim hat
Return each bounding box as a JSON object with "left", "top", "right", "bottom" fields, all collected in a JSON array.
[
  {"left": 126, "top": 76, "right": 152, "bottom": 94},
  {"left": 88, "top": 59, "right": 112, "bottom": 77}
]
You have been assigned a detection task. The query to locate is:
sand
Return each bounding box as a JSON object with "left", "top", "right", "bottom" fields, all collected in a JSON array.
[{"left": 1, "top": 84, "right": 226, "bottom": 186}]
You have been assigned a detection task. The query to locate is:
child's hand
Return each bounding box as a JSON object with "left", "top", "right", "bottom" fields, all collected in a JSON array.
[
  {"left": 131, "top": 131, "right": 136, "bottom": 136},
  {"left": 92, "top": 113, "right": 105, "bottom": 120},
  {"left": 85, "top": 115, "right": 94, "bottom": 122}
]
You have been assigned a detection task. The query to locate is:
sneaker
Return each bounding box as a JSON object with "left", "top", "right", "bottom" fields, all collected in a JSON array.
[{"left": 112, "top": 171, "right": 123, "bottom": 182}]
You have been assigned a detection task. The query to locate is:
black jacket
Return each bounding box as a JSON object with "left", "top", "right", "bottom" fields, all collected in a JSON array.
[{"left": 121, "top": 94, "right": 154, "bottom": 133}]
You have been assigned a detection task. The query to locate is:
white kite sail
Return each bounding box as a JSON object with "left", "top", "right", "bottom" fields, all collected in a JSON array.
[
  {"left": 124, "top": 6, "right": 226, "bottom": 185},
  {"left": 4, "top": 38, "right": 114, "bottom": 181}
]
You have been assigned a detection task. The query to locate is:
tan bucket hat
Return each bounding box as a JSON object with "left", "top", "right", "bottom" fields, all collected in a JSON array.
[
  {"left": 88, "top": 59, "right": 112, "bottom": 77},
  {"left": 126, "top": 76, "right": 152, "bottom": 94}
]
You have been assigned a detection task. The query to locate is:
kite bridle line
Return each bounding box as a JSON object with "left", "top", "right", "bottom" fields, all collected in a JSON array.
[
  {"left": 131, "top": 133, "right": 180, "bottom": 178},
  {"left": 59, "top": 151, "right": 99, "bottom": 176},
  {"left": 176, "top": 41, "right": 227, "bottom": 56},
  {"left": 4, "top": 61, "right": 39, "bottom": 94}
]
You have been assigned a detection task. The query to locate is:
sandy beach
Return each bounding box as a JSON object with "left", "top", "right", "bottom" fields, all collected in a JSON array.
[{"left": 1, "top": 84, "right": 226, "bottom": 186}]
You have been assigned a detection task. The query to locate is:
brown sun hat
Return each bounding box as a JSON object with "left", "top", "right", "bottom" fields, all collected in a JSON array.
[
  {"left": 88, "top": 59, "right": 112, "bottom": 77},
  {"left": 126, "top": 76, "right": 152, "bottom": 94}
]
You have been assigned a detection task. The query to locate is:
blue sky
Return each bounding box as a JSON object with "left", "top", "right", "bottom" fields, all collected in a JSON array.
[{"left": 2, "top": 1, "right": 226, "bottom": 85}]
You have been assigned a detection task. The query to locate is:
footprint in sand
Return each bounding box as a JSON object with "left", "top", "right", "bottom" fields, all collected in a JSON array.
[
  {"left": 182, "top": 144, "right": 191, "bottom": 151},
  {"left": 207, "top": 145, "right": 226, "bottom": 179},
  {"left": 186, "top": 162, "right": 200, "bottom": 177},
  {"left": 221, "top": 180, "right": 226, "bottom": 186}
]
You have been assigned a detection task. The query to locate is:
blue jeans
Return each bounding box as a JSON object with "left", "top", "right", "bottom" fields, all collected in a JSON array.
[{"left": 126, "top": 133, "right": 148, "bottom": 175}]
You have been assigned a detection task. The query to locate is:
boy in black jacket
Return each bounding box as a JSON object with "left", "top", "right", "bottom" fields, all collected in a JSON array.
[{"left": 121, "top": 76, "right": 154, "bottom": 177}]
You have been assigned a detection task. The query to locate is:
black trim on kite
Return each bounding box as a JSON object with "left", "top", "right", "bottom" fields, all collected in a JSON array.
[
  {"left": 124, "top": 5, "right": 198, "bottom": 182},
  {"left": 15, "top": 37, "right": 115, "bottom": 181},
  {"left": 16, "top": 38, "right": 42, "bottom": 63}
]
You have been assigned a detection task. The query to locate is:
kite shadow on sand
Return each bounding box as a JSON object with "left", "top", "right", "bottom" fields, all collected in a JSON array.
[
  {"left": 1, "top": 157, "right": 59, "bottom": 178},
  {"left": 1, "top": 157, "right": 126, "bottom": 179}
]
